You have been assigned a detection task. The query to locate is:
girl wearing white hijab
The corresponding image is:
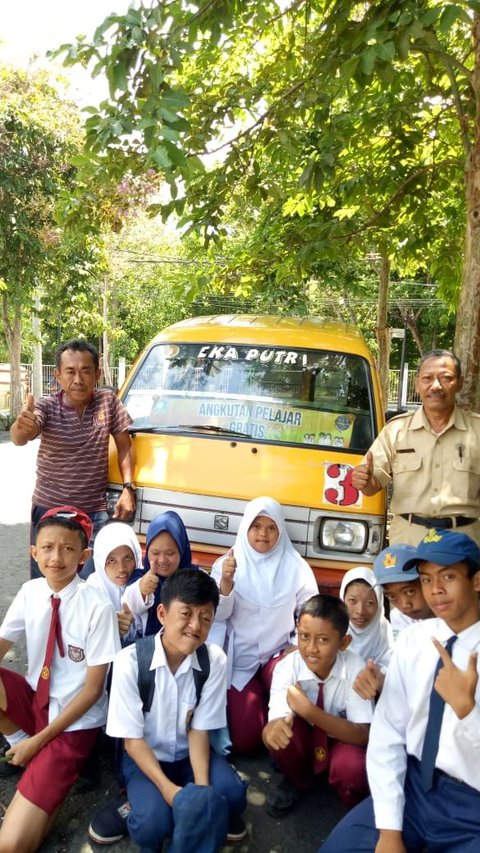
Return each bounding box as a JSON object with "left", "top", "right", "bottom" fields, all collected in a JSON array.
[
  {"left": 211, "top": 496, "right": 318, "bottom": 753},
  {"left": 88, "top": 521, "right": 143, "bottom": 645},
  {"left": 339, "top": 566, "right": 393, "bottom": 670}
]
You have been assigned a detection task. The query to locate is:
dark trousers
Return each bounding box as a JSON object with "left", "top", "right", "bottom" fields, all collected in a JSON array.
[
  {"left": 272, "top": 715, "right": 368, "bottom": 807},
  {"left": 123, "top": 750, "right": 247, "bottom": 853},
  {"left": 318, "top": 756, "right": 480, "bottom": 852}
]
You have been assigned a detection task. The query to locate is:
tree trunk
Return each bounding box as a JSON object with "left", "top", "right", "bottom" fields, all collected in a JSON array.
[
  {"left": 2, "top": 295, "right": 23, "bottom": 417},
  {"left": 455, "top": 15, "right": 480, "bottom": 411},
  {"left": 376, "top": 253, "right": 390, "bottom": 411}
]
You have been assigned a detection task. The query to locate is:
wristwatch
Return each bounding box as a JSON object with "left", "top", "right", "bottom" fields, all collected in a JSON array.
[{"left": 122, "top": 482, "right": 137, "bottom": 493}]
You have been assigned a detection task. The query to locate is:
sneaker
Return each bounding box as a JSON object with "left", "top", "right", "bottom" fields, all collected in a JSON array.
[
  {"left": 88, "top": 797, "right": 132, "bottom": 845},
  {"left": 265, "top": 776, "right": 301, "bottom": 818},
  {"left": 226, "top": 814, "right": 247, "bottom": 842}
]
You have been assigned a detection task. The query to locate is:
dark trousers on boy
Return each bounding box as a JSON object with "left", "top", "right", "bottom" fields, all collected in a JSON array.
[
  {"left": 273, "top": 716, "right": 368, "bottom": 808},
  {"left": 123, "top": 750, "right": 247, "bottom": 853},
  {"left": 318, "top": 756, "right": 480, "bottom": 852}
]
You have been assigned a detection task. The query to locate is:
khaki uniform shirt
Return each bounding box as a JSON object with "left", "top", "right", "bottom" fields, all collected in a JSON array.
[{"left": 369, "top": 406, "right": 480, "bottom": 546}]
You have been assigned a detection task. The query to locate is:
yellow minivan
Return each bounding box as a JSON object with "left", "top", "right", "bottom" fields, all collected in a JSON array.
[{"left": 107, "top": 314, "right": 386, "bottom": 591}]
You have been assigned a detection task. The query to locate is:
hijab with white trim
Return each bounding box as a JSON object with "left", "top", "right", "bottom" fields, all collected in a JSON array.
[
  {"left": 339, "top": 565, "right": 393, "bottom": 666},
  {"left": 92, "top": 522, "right": 142, "bottom": 611},
  {"left": 231, "top": 496, "right": 313, "bottom": 607}
]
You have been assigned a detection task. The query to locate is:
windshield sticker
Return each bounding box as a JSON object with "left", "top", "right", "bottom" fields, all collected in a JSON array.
[
  {"left": 196, "top": 346, "right": 306, "bottom": 365},
  {"left": 323, "top": 463, "right": 361, "bottom": 507},
  {"left": 129, "top": 394, "right": 356, "bottom": 447}
]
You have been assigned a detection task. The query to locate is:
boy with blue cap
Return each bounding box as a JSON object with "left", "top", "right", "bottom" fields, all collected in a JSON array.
[
  {"left": 354, "top": 545, "right": 433, "bottom": 700},
  {"left": 373, "top": 543, "right": 433, "bottom": 636},
  {"left": 319, "top": 528, "right": 480, "bottom": 853}
]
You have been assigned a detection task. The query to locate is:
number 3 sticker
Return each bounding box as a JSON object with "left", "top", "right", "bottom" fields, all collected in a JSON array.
[{"left": 324, "top": 463, "right": 361, "bottom": 507}]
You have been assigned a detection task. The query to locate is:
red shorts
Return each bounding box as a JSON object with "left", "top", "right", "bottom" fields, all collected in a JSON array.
[{"left": 0, "top": 667, "right": 99, "bottom": 814}]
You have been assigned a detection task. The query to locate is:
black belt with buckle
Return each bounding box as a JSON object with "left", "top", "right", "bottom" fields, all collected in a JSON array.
[{"left": 400, "top": 514, "right": 477, "bottom": 529}]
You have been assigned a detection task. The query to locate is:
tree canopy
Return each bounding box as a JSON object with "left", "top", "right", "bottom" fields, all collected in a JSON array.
[{"left": 55, "top": 0, "right": 480, "bottom": 403}]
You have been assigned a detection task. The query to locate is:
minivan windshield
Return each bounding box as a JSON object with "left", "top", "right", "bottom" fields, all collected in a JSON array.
[{"left": 123, "top": 342, "right": 375, "bottom": 451}]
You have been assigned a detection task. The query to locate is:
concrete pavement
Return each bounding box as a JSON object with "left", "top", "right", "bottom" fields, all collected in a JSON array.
[{"left": 0, "top": 429, "right": 345, "bottom": 851}]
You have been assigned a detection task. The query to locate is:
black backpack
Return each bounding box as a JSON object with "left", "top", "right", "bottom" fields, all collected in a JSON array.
[{"left": 135, "top": 635, "right": 210, "bottom": 726}]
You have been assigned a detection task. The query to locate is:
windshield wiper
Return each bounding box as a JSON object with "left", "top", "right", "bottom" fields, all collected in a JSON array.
[
  {"left": 130, "top": 424, "right": 251, "bottom": 437},
  {"left": 178, "top": 424, "right": 251, "bottom": 437}
]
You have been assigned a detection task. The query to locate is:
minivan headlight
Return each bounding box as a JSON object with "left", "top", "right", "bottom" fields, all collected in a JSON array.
[{"left": 320, "top": 519, "right": 368, "bottom": 553}]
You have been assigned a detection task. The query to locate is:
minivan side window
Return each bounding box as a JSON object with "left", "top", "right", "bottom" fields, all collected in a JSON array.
[{"left": 124, "top": 343, "right": 375, "bottom": 452}]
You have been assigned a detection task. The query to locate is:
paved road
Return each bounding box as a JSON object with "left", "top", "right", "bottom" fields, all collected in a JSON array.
[{"left": 0, "top": 430, "right": 345, "bottom": 852}]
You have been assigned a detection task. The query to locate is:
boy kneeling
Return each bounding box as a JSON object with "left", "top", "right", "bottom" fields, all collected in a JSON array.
[
  {"left": 263, "top": 594, "right": 374, "bottom": 816},
  {"left": 92, "top": 568, "right": 247, "bottom": 852},
  {"left": 0, "top": 506, "right": 120, "bottom": 852}
]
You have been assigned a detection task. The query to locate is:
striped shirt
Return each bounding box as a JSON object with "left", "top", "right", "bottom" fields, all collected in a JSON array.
[{"left": 33, "top": 390, "right": 132, "bottom": 512}]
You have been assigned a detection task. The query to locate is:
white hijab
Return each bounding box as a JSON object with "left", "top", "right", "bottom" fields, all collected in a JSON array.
[
  {"left": 92, "top": 522, "right": 143, "bottom": 611},
  {"left": 339, "top": 566, "right": 393, "bottom": 667},
  {"left": 231, "top": 496, "right": 312, "bottom": 607}
]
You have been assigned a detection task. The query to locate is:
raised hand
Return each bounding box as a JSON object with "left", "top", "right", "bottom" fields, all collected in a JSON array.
[
  {"left": 220, "top": 548, "right": 236, "bottom": 595},
  {"left": 352, "top": 450, "right": 375, "bottom": 493},
  {"left": 117, "top": 602, "right": 134, "bottom": 636},
  {"left": 12, "top": 393, "right": 39, "bottom": 443}
]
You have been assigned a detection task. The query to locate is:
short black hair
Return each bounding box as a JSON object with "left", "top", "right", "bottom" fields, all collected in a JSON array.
[
  {"left": 417, "top": 349, "right": 461, "bottom": 378},
  {"left": 161, "top": 568, "right": 219, "bottom": 612},
  {"left": 35, "top": 517, "right": 88, "bottom": 550},
  {"left": 298, "top": 594, "right": 349, "bottom": 638},
  {"left": 56, "top": 339, "right": 99, "bottom": 370}
]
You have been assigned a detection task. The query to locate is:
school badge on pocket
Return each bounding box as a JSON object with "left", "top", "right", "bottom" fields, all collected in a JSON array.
[{"left": 67, "top": 645, "right": 85, "bottom": 662}]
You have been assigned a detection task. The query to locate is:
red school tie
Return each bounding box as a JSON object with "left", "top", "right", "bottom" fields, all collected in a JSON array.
[
  {"left": 313, "top": 681, "right": 329, "bottom": 774},
  {"left": 36, "top": 595, "right": 65, "bottom": 709}
]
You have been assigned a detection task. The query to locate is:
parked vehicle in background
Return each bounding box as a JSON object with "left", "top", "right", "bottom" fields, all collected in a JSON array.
[{"left": 107, "top": 315, "right": 387, "bottom": 591}]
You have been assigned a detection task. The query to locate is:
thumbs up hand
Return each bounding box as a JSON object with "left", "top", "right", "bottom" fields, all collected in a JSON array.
[
  {"left": 117, "top": 602, "right": 134, "bottom": 636},
  {"left": 352, "top": 450, "right": 377, "bottom": 494},
  {"left": 220, "top": 548, "right": 236, "bottom": 596},
  {"left": 11, "top": 393, "right": 40, "bottom": 444},
  {"left": 139, "top": 564, "right": 160, "bottom": 600}
]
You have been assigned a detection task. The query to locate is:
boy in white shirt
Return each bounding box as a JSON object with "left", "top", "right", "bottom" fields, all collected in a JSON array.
[
  {"left": 319, "top": 529, "right": 480, "bottom": 853},
  {"left": 90, "top": 568, "right": 247, "bottom": 851},
  {"left": 263, "top": 594, "right": 374, "bottom": 816},
  {"left": 353, "top": 544, "right": 433, "bottom": 700},
  {"left": 0, "top": 506, "right": 120, "bottom": 852}
]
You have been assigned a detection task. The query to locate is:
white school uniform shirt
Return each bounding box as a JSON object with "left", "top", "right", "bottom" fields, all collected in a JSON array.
[
  {"left": 106, "top": 633, "right": 227, "bottom": 762},
  {"left": 121, "top": 576, "right": 153, "bottom": 619},
  {"left": 211, "top": 496, "right": 318, "bottom": 690},
  {"left": 389, "top": 607, "right": 418, "bottom": 641},
  {"left": 268, "top": 647, "right": 374, "bottom": 724},
  {"left": 367, "top": 617, "right": 480, "bottom": 831},
  {"left": 0, "top": 575, "right": 120, "bottom": 730}
]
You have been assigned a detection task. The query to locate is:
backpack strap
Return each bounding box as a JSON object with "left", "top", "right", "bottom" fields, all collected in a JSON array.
[
  {"left": 188, "top": 643, "right": 210, "bottom": 730},
  {"left": 135, "top": 635, "right": 156, "bottom": 713}
]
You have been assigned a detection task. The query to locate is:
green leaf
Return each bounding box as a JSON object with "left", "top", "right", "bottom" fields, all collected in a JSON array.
[
  {"left": 340, "top": 55, "right": 360, "bottom": 81},
  {"left": 439, "top": 4, "right": 470, "bottom": 33},
  {"left": 360, "top": 47, "right": 377, "bottom": 76}
]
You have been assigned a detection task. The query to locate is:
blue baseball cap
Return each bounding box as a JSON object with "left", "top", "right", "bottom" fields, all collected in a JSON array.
[
  {"left": 373, "top": 544, "right": 419, "bottom": 585},
  {"left": 403, "top": 529, "right": 480, "bottom": 574}
]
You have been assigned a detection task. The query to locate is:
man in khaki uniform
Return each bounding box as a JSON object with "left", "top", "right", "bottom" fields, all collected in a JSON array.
[{"left": 352, "top": 350, "right": 480, "bottom": 546}]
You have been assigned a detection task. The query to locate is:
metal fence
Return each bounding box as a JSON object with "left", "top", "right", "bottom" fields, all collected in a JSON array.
[{"left": 7, "top": 364, "right": 418, "bottom": 406}]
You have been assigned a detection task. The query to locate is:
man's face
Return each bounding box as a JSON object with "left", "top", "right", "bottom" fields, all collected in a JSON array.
[
  {"left": 383, "top": 579, "right": 432, "bottom": 620},
  {"left": 55, "top": 349, "right": 100, "bottom": 409},
  {"left": 31, "top": 524, "right": 89, "bottom": 591},
  {"left": 297, "top": 614, "right": 350, "bottom": 679},
  {"left": 415, "top": 355, "right": 462, "bottom": 416},
  {"left": 158, "top": 599, "right": 215, "bottom": 667},
  {"left": 418, "top": 560, "right": 480, "bottom": 632}
]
